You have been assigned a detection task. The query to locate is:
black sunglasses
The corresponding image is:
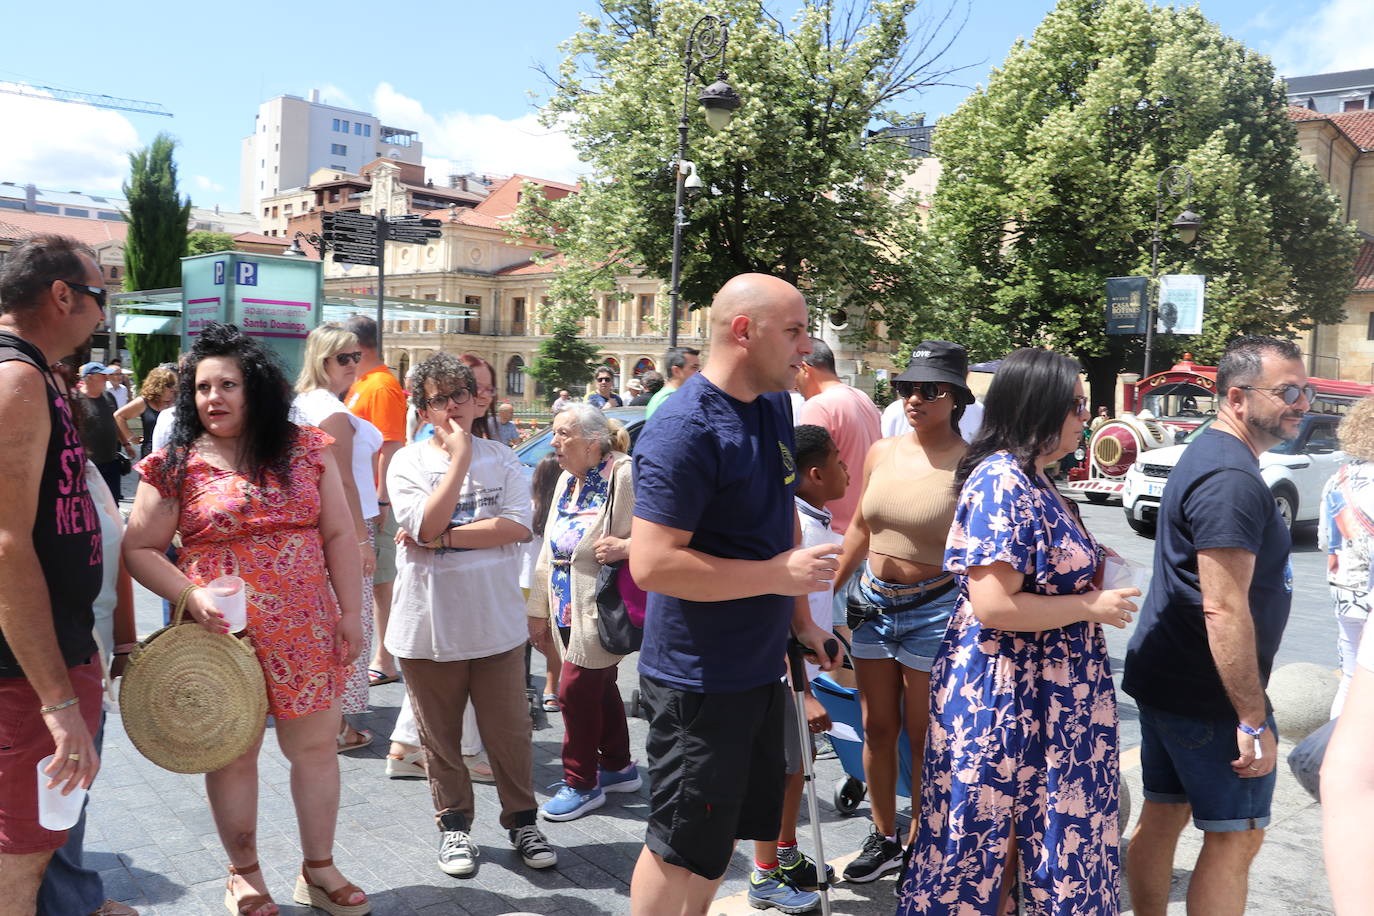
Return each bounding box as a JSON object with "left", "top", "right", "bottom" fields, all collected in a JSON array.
[
  {"left": 62, "top": 280, "right": 106, "bottom": 311},
  {"left": 421, "top": 388, "right": 472, "bottom": 411},
  {"left": 333, "top": 351, "right": 363, "bottom": 366},
  {"left": 1238, "top": 384, "right": 1315, "bottom": 406},
  {"left": 893, "top": 380, "right": 949, "bottom": 401}
]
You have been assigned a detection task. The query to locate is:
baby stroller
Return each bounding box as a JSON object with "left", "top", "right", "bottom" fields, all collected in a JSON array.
[{"left": 811, "top": 666, "right": 916, "bottom": 817}]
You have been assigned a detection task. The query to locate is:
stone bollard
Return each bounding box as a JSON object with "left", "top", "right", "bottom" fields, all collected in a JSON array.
[{"left": 1267, "top": 662, "right": 1340, "bottom": 741}]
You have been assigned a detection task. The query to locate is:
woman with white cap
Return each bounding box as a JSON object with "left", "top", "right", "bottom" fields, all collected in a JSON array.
[{"left": 832, "top": 340, "right": 974, "bottom": 884}]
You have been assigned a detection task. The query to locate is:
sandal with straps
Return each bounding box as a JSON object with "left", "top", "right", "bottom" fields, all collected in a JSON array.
[
  {"left": 224, "top": 862, "right": 277, "bottom": 916},
  {"left": 292, "top": 856, "right": 371, "bottom": 916}
]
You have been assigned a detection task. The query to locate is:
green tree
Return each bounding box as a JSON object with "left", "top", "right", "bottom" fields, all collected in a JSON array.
[
  {"left": 126, "top": 333, "right": 180, "bottom": 383},
  {"left": 901, "top": 0, "right": 1359, "bottom": 403},
  {"left": 513, "top": 0, "right": 965, "bottom": 324},
  {"left": 121, "top": 133, "right": 191, "bottom": 291},
  {"left": 526, "top": 317, "right": 605, "bottom": 398},
  {"left": 185, "top": 230, "right": 234, "bottom": 256}
]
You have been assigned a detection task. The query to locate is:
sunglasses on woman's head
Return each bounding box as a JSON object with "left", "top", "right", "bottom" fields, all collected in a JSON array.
[
  {"left": 333, "top": 351, "right": 363, "bottom": 366},
  {"left": 893, "top": 380, "right": 949, "bottom": 401}
]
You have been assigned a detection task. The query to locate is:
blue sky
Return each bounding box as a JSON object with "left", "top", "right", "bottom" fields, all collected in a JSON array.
[{"left": 1, "top": 0, "right": 1366, "bottom": 212}]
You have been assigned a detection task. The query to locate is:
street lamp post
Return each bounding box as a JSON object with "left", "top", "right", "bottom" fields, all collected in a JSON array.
[
  {"left": 1143, "top": 164, "right": 1204, "bottom": 378},
  {"left": 668, "top": 14, "right": 741, "bottom": 349}
]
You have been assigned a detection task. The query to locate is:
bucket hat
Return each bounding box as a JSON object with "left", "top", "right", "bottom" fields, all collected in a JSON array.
[{"left": 893, "top": 341, "right": 974, "bottom": 404}]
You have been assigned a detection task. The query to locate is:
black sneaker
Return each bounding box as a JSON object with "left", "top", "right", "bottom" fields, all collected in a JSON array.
[
  {"left": 779, "top": 851, "right": 836, "bottom": 891},
  {"left": 842, "top": 828, "right": 903, "bottom": 883},
  {"left": 509, "top": 823, "right": 558, "bottom": 869}
]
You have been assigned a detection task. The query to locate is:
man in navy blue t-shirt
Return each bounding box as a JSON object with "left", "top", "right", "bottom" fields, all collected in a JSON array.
[
  {"left": 628, "top": 273, "right": 841, "bottom": 914},
  {"left": 1123, "top": 335, "right": 1303, "bottom": 916}
]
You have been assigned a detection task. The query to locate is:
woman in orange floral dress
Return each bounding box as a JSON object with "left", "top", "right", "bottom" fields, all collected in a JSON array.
[{"left": 124, "top": 324, "right": 369, "bottom": 916}]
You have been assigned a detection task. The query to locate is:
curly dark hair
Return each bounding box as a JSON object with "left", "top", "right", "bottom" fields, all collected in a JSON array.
[
  {"left": 164, "top": 323, "right": 297, "bottom": 493},
  {"left": 409, "top": 353, "right": 474, "bottom": 411}
]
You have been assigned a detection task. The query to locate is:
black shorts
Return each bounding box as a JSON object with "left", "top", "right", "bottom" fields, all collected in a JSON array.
[{"left": 640, "top": 675, "right": 787, "bottom": 880}]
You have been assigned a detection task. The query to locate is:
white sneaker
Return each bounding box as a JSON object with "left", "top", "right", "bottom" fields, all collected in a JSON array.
[{"left": 438, "top": 829, "right": 480, "bottom": 877}]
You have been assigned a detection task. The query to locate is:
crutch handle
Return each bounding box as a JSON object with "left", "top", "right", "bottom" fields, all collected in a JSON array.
[{"left": 787, "top": 637, "right": 839, "bottom": 685}]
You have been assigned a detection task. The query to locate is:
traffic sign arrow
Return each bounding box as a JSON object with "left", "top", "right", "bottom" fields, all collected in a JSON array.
[
  {"left": 333, "top": 253, "right": 378, "bottom": 265},
  {"left": 387, "top": 230, "right": 442, "bottom": 241},
  {"left": 323, "top": 232, "right": 378, "bottom": 244}
]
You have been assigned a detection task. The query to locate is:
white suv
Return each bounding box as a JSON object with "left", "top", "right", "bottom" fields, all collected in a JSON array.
[{"left": 1121, "top": 414, "right": 1345, "bottom": 536}]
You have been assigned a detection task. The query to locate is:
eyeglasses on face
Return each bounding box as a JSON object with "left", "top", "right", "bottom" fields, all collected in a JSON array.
[
  {"left": 61, "top": 280, "right": 106, "bottom": 311},
  {"left": 1072, "top": 396, "right": 1090, "bottom": 416},
  {"left": 421, "top": 388, "right": 472, "bottom": 411},
  {"left": 595, "top": 376, "right": 613, "bottom": 384},
  {"left": 332, "top": 351, "right": 363, "bottom": 366},
  {"left": 893, "top": 380, "right": 949, "bottom": 401},
  {"left": 1238, "top": 384, "right": 1315, "bottom": 406}
]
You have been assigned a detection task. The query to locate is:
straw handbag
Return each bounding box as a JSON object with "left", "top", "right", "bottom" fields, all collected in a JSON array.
[{"left": 119, "top": 585, "right": 267, "bottom": 773}]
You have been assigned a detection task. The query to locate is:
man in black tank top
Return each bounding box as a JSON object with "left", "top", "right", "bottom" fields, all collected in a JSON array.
[{"left": 0, "top": 235, "right": 108, "bottom": 909}]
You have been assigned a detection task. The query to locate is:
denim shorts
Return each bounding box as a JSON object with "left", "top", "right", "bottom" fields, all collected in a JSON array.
[
  {"left": 847, "top": 563, "right": 959, "bottom": 672},
  {"left": 1138, "top": 702, "right": 1278, "bottom": 832}
]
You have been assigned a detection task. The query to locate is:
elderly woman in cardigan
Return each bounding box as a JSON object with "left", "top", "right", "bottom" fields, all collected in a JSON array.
[{"left": 527, "top": 403, "right": 641, "bottom": 821}]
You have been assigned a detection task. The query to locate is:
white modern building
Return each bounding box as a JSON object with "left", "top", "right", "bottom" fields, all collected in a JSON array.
[{"left": 239, "top": 90, "right": 423, "bottom": 213}]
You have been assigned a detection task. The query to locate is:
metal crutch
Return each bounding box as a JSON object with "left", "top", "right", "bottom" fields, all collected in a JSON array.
[{"left": 787, "top": 636, "right": 839, "bottom": 916}]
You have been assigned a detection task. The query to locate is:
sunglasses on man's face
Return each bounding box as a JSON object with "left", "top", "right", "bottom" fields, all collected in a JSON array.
[
  {"left": 332, "top": 351, "right": 363, "bottom": 366},
  {"left": 62, "top": 280, "right": 107, "bottom": 311},
  {"left": 1238, "top": 384, "right": 1315, "bottom": 406},
  {"left": 421, "top": 388, "right": 472, "bottom": 411},
  {"left": 893, "top": 380, "right": 949, "bottom": 401}
]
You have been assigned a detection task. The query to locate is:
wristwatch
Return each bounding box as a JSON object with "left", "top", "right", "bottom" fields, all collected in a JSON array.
[{"left": 1237, "top": 721, "right": 1267, "bottom": 738}]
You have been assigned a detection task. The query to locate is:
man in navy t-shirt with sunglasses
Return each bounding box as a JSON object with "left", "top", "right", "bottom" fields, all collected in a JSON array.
[{"left": 628, "top": 273, "right": 840, "bottom": 915}]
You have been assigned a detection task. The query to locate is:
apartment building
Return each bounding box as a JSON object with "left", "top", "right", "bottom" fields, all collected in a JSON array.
[{"left": 239, "top": 90, "right": 423, "bottom": 214}]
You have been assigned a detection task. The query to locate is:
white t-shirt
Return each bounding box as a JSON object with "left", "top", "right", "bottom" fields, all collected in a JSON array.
[
  {"left": 881, "top": 396, "right": 983, "bottom": 442},
  {"left": 292, "top": 388, "right": 384, "bottom": 518},
  {"left": 519, "top": 533, "right": 543, "bottom": 591},
  {"left": 797, "top": 496, "right": 842, "bottom": 681},
  {"left": 110, "top": 383, "right": 129, "bottom": 409},
  {"left": 151, "top": 406, "right": 176, "bottom": 451},
  {"left": 385, "top": 437, "right": 533, "bottom": 661},
  {"left": 83, "top": 461, "right": 121, "bottom": 663}
]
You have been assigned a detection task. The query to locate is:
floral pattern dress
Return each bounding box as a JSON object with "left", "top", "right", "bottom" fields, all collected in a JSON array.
[
  {"left": 547, "top": 457, "right": 611, "bottom": 628},
  {"left": 137, "top": 426, "right": 344, "bottom": 719},
  {"left": 898, "top": 451, "right": 1118, "bottom": 916}
]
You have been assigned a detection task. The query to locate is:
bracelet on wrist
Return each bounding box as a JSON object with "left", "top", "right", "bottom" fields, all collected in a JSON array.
[
  {"left": 114, "top": 642, "right": 138, "bottom": 654},
  {"left": 1238, "top": 721, "right": 1267, "bottom": 738},
  {"left": 40, "top": 697, "right": 79, "bottom": 715}
]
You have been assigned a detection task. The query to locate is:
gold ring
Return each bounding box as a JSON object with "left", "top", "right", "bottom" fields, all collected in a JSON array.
[{"left": 67, "top": 753, "right": 80, "bottom": 761}]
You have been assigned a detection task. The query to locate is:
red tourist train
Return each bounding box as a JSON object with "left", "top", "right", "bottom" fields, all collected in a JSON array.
[{"left": 1064, "top": 355, "right": 1374, "bottom": 503}]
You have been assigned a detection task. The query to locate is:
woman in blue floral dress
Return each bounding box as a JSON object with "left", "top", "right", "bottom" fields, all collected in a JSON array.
[{"left": 898, "top": 349, "right": 1142, "bottom": 916}]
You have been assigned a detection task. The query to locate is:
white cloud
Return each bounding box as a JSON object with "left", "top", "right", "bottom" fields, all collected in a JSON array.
[
  {"left": 0, "top": 84, "right": 140, "bottom": 193},
  {"left": 316, "top": 83, "right": 357, "bottom": 110},
  {"left": 194, "top": 175, "right": 224, "bottom": 192},
  {"left": 1268, "top": 0, "right": 1374, "bottom": 76},
  {"left": 370, "top": 82, "right": 584, "bottom": 183}
]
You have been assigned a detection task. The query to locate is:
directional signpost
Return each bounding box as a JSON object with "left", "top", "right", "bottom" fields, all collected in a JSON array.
[{"left": 318, "top": 210, "right": 446, "bottom": 354}]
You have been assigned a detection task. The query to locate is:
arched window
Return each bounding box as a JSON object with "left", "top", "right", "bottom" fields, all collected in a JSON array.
[
  {"left": 633, "top": 357, "right": 655, "bottom": 377},
  {"left": 506, "top": 355, "right": 526, "bottom": 397},
  {"left": 397, "top": 352, "right": 411, "bottom": 386},
  {"left": 602, "top": 357, "right": 621, "bottom": 390}
]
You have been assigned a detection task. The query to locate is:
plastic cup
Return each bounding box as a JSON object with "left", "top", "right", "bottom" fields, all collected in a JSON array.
[
  {"left": 1102, "top": 555, "right": 1150, "bottom": 595},
  {"left": 36, "top": 755, "right": 86, "bottom": 830},
  {"left": 207, "top": 575, "right": 247, "bottom": 633}
]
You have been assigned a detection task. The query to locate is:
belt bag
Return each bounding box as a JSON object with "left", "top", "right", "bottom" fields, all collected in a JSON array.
[{"left": 845, "top": 573, "right": 958, "bottom": 632}]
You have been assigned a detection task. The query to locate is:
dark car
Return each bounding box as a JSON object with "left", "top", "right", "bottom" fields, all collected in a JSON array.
[{"left": 514, "top": 406, "right": 650, "bottom": 475}]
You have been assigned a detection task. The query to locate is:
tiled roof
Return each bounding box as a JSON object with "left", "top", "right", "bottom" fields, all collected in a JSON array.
[
  {"left": 496, "top": 255, "right": 564, "bottom": 276},
  {"left": 1288, "top": 106, "right": 1374, "bottom": 151},
  {"left": 232, "top": 231, "right": 289, "bottom": 246},
  {"left": 422, "top": 207, "right": 505, "bottom": 230},
  {"left": 475, "top": 174, "right": 577, "bottom": 218},
  {"left": 0, "top": 210, "right": 127, "bottom": 245},
  {"left": 1355, "top": 238, "right": 1374, "bottom": 293},
  {"left": 1332, "top": 110, "right": 1374, "bottom": 151}
]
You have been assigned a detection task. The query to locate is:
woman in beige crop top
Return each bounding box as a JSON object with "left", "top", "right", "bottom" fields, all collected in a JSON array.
[{"left": 832, "top": 343, "right": 972, "bottom": 870}]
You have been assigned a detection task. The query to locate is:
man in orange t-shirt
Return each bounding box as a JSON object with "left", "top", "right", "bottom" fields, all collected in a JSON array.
[{"left": 344, "top": 316, "right": 407, "bottom": 684}]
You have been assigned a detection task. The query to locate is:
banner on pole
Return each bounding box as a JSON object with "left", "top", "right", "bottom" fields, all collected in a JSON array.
[
  {"left": 1105, "top": 276, "right": 1148, "bottom": 335},
  {"left": 1158, "top": 274, "right": 1206, "bottom": 335}
]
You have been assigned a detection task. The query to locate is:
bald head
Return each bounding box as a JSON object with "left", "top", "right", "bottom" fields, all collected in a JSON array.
[{"left": 710, "top": 274, "right": 805, "bottom": 343}]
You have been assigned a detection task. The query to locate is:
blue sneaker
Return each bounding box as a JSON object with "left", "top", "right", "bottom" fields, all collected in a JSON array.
[
  {"left": 598, "top": 762, "right": 642, "bottom": 794},
  {"left": 539, "top": 783, "right": 604, "bottom": 822},
  {"left": 748, "top": 868, "right": 819, "bottom": 913}
]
